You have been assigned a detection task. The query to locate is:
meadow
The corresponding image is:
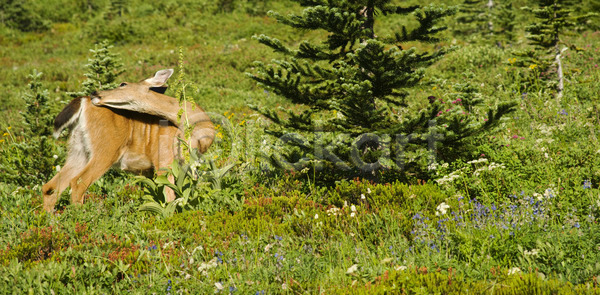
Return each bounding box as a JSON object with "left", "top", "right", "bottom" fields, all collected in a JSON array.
[{"left": 1, "top": 0, "right": 600, "bottom": 293}]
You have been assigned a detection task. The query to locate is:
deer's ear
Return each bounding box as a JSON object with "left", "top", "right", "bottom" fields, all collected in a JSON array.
[{"left": 144, "top": 69, "right": 174, "bottom": 87}]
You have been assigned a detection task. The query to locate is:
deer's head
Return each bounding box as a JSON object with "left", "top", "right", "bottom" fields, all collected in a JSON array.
[{"left": 90, "top": 69, "right": 175, "bottom": 112}]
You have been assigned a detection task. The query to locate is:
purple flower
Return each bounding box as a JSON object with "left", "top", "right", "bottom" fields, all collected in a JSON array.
[{"left": 583, "top": 179, "right": 592, "bottom": 189}]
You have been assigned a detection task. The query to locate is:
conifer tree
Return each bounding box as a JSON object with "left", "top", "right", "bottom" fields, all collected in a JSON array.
[
  {"left": 493, "top": 1, "right": 516, "bottom": 46},
  {"left": 521, "top": 0, "right": 596, "bottom": 98},
  {"left": 453, "top": 0, "right": 516, "bottom": 46},
  {"left": 69, "top": 40, "right": 125, "bottom": 97},
  {"left": 248, "top": 1, "right": 515, "bottom": 177},
  {"left": 0, "top": 71, "right": 58, "bottom": 185},
  {"left": 454, "top": 0, "right": 494, "bottom": 38}
]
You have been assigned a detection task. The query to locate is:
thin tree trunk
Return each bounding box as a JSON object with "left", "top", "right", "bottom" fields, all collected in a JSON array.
[
  {"left": 487, "top": 0, "right": 494, "bottom": 33},
  {"left": 556, "top": 46, "right": 566, "bottom": 100}
]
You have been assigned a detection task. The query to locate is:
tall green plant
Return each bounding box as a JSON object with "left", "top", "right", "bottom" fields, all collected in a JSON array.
[{"left": 137, "top": 50, "right": 240, "bottom": 217}]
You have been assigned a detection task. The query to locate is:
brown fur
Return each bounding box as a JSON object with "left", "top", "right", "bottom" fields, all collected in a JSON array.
[{"left": 42, "top": 70, "right": 215, "bottom": 212}]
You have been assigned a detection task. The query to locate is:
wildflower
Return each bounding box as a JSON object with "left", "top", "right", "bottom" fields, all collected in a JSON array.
[
  {"left": 326, "top": 206, "right": 341, "bottom": 216},
  {"left": 275, "top": 235, "right": 282, "bottom": 241},
  {"left": 524, "top": 249, "right": 539, "bottom": 256},
  {"left": 583, "top": 180, "right": 592, "bottom": 189},
  {"left": 436, "top": 202, "right": 450, "bottom": 216},
  {"left": 314, "top": 214, "right": 319, "bottom": 219},
  {"left": 361, "top": 194, "right": 366, "bottom": 200},
  {"left": 346, "top": 264, "right": 359, "bottom": 274},
  {"left": 529, "top": 64, "right": 537, "bottom": 70},
  {"left": 558, "top": 109, "right": 568, "bottom": 115},
  {"left": 230, "top": 286, "right": 237, "bottom": 293},
  {"left": 2, "top": 132, "right": 7, "bottom": 137},
  {"left": 508, "top": 267, "right": 521, "bottom": 275},
  {"left": 215, "top": 282, "right": 224, "bottom": 291},
  {"left": 367, "top": 188, "right": 371, "bottom": 194},
  {"left": 395, "top": 265, "right": 408, "bottom": 271}
]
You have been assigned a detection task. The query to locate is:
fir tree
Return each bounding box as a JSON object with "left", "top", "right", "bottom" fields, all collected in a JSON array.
[
  {"left": 492, "top": 1, "right": 516, "bottom": 46},
  {"left": 0, "top": 71, "right": 59, "bottom": 185},
  {"left": 248, "top": 1, "right": 515, "bottom": 178},
  {"left": 453, "top": 0, "right": 516, "bottom": 46},
  {"left": 69, "top": 40, "right": 125, "bottom": 97},
  {"left": 454, "top": 0, "right": 494, "bottom": 39},
  {"left": 521, "top": 0, "right": 597, "bottom": 98}
]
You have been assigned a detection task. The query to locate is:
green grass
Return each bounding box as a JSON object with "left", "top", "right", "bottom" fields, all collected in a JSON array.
[{"left": 2, "top": 0, "right": 600, "bottom": 293}]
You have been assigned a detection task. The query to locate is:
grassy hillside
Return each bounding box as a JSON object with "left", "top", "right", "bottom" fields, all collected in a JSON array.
[{"left": 1, "top": 0, "right": 600, "bottom": 293}]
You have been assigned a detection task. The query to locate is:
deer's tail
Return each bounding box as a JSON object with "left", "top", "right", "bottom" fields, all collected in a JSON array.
[{"left": 53, "top": 97, "right": 84, "bottom": 138}]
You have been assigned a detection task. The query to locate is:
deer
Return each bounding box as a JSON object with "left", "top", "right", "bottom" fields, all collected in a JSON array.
[{"left": 42, "top": 69, "right": 215, "bottom": 212}]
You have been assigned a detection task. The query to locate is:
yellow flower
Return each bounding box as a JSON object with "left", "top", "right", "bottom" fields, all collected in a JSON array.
[
  {"left": 0, "top": 139, "right": 4, "bottom": 143},
  {"left": 529, "top": 64, "right": 537, "bottom": 70},
  {"left": 508, "top": 58, "right": 516, "bottom": 64},
  {"left": 239, "top": 120, "right": 246, "bottom": 126},
  {"left": 216, "top": 132, "right": 223, "bottom": 139},
  {"left": 432, "top": 86, "right": 437, "bottom": 90},
  {"left": 2, "top": 132, "right": 8, "bottom": 137},
  {"left": 7, "top": 127, "right": 10, "bottom": 130}
]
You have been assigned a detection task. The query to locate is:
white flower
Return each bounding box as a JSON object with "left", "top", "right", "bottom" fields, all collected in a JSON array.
[
  {"left": 214, "top": 282, "right": 224, "bottom": 290},
  {"left": 544, "top": 153, "right": 549, "bottom": 158},
  {"left": 350, "top": 212, "right": 356, "bottom": 218},
  {"left": 361, "top": 194, "right": 366, "bottom": 200},
  {"left": 350, "top": 205, "right": 356, "bottom": 212},
  {"left": 52, "top": 154, "right": 58, "bottom": 159},
  {"left": 467, "top": 158, "right": 488, "bottom": 164},
  {"left": 346, "top": 264, "right": 359, "bottom": 274},
  {"left": 264, "top": 243, "right": 273, "bottom": 252},
  {"left": 55, "top": 165, "right": 61, "bottom": 172},
  {"left": 395, "top": 265, "right": 408, "bottom": 271},
  {"left": 314, "top": 214, "right": 319, "bottom": 219},
  {"left": 436, "top": 202, "right": 450, "bottom": 216},
  {"left": 197, "top": 258, "right": 218, "bottom": 274},
  {"left": 524, "top": 249, "right": 539, "bottom": 256},
  {"left": 367, "top": 188, "right": 371, "bottom": 194},
  {"left": 436, "top": 173, "right": 460, "bottom": 185},
  {"left": 533, "top": 193, "right": 543, "bottom": 201},
  {"left": 326, "top": 206, "right": 341, "bottom": 216},
  {"left": 428, "top": 162, "right": 438, "bottom": 170},
  {"left": 508, "top": 267, "right": 521, "bottom": 275}
]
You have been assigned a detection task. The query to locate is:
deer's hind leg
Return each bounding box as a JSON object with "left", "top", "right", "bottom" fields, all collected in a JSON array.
[
  {"left": 42, "top": 149, "right": 88, "bottom": 212},
  {"left": 69, "top": 152, "right": 121, "bottom": 206}
]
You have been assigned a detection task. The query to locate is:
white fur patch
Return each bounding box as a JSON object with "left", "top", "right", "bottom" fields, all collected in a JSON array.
[{"left": 53, "top": 97, "right": 85, "bottom": 139}]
